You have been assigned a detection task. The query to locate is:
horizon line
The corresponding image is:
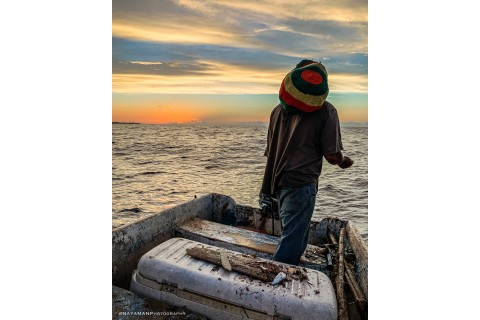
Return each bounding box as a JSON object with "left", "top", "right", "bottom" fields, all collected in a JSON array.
[{"left": 113, "top": 121, "right": 368, "bottom": 127}]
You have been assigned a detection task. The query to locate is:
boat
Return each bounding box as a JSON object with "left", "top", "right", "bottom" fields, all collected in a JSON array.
[{"left": 113, "top": 193, "right": 368, "bottom": 319}]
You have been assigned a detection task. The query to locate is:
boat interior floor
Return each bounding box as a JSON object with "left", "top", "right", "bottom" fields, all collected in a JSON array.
[{"left": 175, "top": 218, "right": 330, "bottom": 272}]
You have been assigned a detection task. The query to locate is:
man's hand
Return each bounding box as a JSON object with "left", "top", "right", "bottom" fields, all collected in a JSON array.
[{"left": 338, "top": 156, "right": 353, "bottom": 169}]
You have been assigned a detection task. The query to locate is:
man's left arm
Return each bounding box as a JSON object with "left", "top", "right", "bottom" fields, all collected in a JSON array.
[{"left": 324, "top": 151, "right": 353, "bottom": 169}]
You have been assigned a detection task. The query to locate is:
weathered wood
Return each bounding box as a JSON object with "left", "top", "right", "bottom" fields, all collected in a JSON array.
[
  {"left": 186, "top": 246, "right": 283, "bottom": 282},
  {"left": 328, "top": 231, "right": 338, "bottom": 246},
  {"left": 346, "top": 221, "right": 368, "bottom": 298},
  {"left": 336, "top": 227, "right": 349, "bottom": 320},
  {"left": 112, "top": 194, "right": 215, "bottom": 287},
  {"left": 179, "top": 218, "right": 326, "bottom": 265},
  {"left": 345, "top": 261, "right": 367, "bottom": 313}
]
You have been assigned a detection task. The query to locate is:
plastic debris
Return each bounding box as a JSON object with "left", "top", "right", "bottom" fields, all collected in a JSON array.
[{"left": 272, "top": 272, "right": 287, "bottom": 285}]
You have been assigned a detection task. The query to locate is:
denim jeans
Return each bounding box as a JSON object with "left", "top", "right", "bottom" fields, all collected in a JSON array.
[{"left": 273, "top": 184, "right": 317, "bottom": 265}]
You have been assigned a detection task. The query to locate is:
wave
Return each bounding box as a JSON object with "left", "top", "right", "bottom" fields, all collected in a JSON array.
[
  {"left": 119, "top": 207, "right": 144, "bottom": 213},
  {"left": 112, "top": 124, "right": 368, "bottom": 238},
  {"left": 140, "top": 171, "right": 167, "bottom": 175},
  {"left": 137, "top": 160, "right": 160, "bottom": 165}
]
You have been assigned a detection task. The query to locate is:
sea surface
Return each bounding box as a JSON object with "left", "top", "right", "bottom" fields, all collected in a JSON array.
[{"left": 112, "top": 123, "right": 368, "bottom": 241}]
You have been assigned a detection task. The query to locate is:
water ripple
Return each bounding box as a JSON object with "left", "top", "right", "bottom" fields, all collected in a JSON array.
[{"left": 113, "top": 123, "right": 368, "bottom": 239}]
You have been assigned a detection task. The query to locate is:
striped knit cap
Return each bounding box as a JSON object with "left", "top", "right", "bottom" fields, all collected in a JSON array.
[{"left": 279, "top": 59, "right": 329, "bottom": 113}]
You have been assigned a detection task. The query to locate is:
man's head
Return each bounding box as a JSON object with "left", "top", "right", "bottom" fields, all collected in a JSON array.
[{"left": 279, "top": 59, "right": 329, "bottom": 113}]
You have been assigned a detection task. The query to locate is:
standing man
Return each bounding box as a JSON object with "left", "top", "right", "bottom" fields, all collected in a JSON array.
[{"left": 261, "top": 59, "right": 353, "bottom": 265}]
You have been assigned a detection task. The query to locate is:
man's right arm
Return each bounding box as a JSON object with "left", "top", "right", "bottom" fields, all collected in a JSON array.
[{"left": 324, "top": 151, "right": 353, "bottom": 169}]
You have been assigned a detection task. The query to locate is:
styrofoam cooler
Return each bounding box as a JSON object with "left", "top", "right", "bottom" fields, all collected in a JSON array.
[{"left": 130, "top": 237, "right": 337, "bottom": 320}]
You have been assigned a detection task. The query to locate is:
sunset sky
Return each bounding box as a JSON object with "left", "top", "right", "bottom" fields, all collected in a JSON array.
[{"left": 112, "top": 0, "right": 368, "bottom": 124}]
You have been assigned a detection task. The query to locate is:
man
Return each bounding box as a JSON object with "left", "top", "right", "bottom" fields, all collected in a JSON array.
[{"left": 260, "top": 59, "right": 353, "bottom": 265}]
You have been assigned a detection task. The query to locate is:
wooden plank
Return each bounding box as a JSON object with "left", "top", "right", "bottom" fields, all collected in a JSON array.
[
  {"left": 178, "top": 218, "right": 326, "bottom": 265},
  {"left": 186, "top": 246, "right": 282, "bottom": 282},
  {"left": 328, "top": 231, "right": 338, "bottom": 246},
  {"left": 179, "top": 218, "right": 277, "bottom": 254},
  {"left": 345, "top": 261, "right": 367, "bottom": 313},
  {"left": 186, "top": 246, "right": 308, "bottom": 284},
  {"left": 336, "top": 227, "right": 349, "bottom": 320},
  {"left": 346, "top": 221, "right": 368, "bottom": 298}
]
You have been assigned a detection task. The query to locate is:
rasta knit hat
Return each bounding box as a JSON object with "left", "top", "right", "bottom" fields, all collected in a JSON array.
[{"left": 279, "top": 59, "right": 329, "bottom": 113}]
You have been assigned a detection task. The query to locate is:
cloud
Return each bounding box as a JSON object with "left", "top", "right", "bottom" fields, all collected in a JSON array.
[
  {"left": 113, "top": 57, "right": 221, "bottom": 77},
  {"left": 112, "top": 62, "right": 367, "bottom": 95},
  {"left": 175, "top": 0, "right": 367, "bottom": 23},
  {"left": 112, "top": 0, "right": 368, "bottom": 56},
  {"left": 113, "top": 37, "right": 367, "bottom": 76},
  {"left": 112, "top": 0, "right": 368, "bottom": 95},
  {"left": 113, "top": 37, "right": 295, "bottom": 68},
  {"left": 130, "top": 61, "right": 163, "bottom": 65},
  {"left": 112, "top": 72, "right": 280, "bottom": 94},
  {"left": 329, "top": 73, "right": 368, "bottom": 93}
]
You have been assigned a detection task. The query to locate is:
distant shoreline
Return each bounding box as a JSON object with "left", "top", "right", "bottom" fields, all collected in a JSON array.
[{"left": 113, "top": 121, "right": 367, "bottom": 127}]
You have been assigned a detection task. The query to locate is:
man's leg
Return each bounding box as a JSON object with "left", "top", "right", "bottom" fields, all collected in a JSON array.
[{"left": 273, "top": 184, "right": 317, "bottom": 265}]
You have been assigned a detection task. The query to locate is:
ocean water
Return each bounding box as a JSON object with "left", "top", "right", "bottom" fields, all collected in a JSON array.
[{"left": 112, "top": 123, "right": 368, "bottom": 241}]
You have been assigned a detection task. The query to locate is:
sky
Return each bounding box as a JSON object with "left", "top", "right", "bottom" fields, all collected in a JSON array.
[{"left": 112, "top": 0, "right": 368, "bottom": 124}]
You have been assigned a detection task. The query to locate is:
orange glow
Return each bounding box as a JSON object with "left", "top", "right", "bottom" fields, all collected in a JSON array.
[
  {"left": 113, "top": 105, "right": 202, "bottom": 124},
  {"left": 113, "top": 100, "right": 367, "bottom": 124}
]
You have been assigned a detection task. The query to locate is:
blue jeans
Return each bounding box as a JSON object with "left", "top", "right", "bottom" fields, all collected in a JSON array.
[{"left": 273, "top": 184, "right": 317, "bottom": 265}]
